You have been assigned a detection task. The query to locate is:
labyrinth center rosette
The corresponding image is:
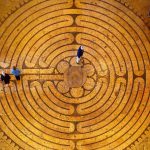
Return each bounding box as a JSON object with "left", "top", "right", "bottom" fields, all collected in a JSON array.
[{"left": 0, "top": 0, "right": 150, "bottom": 150}]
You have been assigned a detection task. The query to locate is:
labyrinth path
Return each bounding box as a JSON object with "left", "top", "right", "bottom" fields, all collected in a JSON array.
[{"left": 0, "top": 0, "right": 150, "bottom": 149}]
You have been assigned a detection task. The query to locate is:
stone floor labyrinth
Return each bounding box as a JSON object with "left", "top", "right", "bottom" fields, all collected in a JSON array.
[{"left": 0, "top": 0, "right": 150, "bottom": 149}]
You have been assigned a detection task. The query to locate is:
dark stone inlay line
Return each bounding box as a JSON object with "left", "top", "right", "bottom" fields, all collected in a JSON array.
[
  {"left": 81, "top": 82, "right": 147, "bottom": 145},
  {"left": 82, "top": 84, "right": 148, "bottom": 149},
  {"left": 81, "top": 0, "right": 149, "bottom": 69},
  {"left": 1, "top": 2, "right": 71, "bottom": 62},
  {"left": 18, "top": 80, "right": 76, "bottom": 139}
]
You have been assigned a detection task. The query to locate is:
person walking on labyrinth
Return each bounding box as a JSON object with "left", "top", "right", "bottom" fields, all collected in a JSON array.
[
  {"left": 76, "top": 46, "right": 84, "bottom": 64},
  {"left": 1, "top": 71, "right": 11, "bottom": 85},
  {"left": 11, "top": 66, "right": 21, "bottom": 80}
]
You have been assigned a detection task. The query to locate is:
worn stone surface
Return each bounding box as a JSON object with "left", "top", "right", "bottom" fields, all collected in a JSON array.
[{"left": 0, "top": 0, "right": 150, "bottom": 149}]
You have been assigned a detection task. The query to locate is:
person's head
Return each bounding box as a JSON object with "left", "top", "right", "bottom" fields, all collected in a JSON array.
[
  {"left": 81, "top": 46, "right": 84, "bottom": 50},
  {"left": 13, "top": 66, "right": 16, "bottom": 70},
  {"left": 2, "top": 71, "right": 5, "bottom": 76}
]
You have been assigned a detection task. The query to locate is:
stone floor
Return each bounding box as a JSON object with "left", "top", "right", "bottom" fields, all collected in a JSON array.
[{"left": 0, "top": 0, "right": 150, "bottom": 149}]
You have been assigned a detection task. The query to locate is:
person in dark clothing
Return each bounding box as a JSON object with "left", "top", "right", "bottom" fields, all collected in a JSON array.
[
  {"left": 1, "top": 71, "right": 10, "bottom": 84},
  {"left": 11, "top": 66, "right": 20, "bottom": 80},
  {"left": 76, "top": 46, "right": 84, "bottom": 64}
]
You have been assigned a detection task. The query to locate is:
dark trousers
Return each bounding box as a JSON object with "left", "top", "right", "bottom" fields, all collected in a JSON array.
[{"left": 15, "top": 75, "right": 20, "bottom": 80}]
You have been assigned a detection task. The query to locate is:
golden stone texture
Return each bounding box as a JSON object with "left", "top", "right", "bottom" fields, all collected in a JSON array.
[{"left": 0, "top": 0, "right": 150, "bottom": 150}]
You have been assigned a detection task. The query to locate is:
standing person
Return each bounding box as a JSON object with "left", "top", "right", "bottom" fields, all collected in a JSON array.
[
  {"left": 76, "top": 46, "right": 84, "bottom": 64},
  {"left": 1, "top": 71, "right": 11, "bottom": 85},
  {"left": 11, "top": 66, "right": 20, "bottom": 80}
]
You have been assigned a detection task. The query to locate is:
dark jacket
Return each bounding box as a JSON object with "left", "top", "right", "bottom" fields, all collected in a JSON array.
[
  {"left": 1, "top": 74, "right": 10, "bottom": 84},
  {"left": 77, "top": 46, "right": 84, "bottom": 58}
]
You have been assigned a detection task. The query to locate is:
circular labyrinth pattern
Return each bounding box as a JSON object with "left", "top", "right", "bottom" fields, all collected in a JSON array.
[{"left": 0, "top": 0, "right": 150, "bottom": 149}]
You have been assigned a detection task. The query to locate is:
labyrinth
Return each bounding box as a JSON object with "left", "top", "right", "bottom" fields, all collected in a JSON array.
[{"left": 0, "top": 0, "right": 150, "bottom": 149}]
